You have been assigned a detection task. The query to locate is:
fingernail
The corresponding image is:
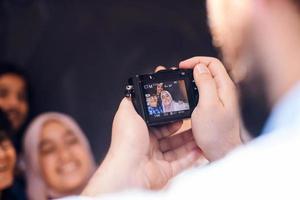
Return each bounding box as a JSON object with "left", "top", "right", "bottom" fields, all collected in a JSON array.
[{"left": 196, "top": 63, "right": 209, "bottom": 74}]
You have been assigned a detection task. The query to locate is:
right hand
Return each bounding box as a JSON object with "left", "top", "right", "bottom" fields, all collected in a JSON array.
[{"left": 179, "top": 57, "right": 243, "bottom": 161}]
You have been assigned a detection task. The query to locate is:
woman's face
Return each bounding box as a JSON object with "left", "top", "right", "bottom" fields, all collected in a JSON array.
[
  {"left": 156, "top": 83, "right": 164, "bottom": 94},
  {"left": 0, "top": 139, "right": 16, "bottom": 190},
  {"left": 161, "top": 91, "right": 172, "bottom": 107},
  {"left": 39, "top": 120, "right": 91, "bottom": 194}
]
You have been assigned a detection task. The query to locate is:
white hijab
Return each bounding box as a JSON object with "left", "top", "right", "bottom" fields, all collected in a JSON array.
[{"left": 23, "top": 112, "right": 96, "bottom": 200}]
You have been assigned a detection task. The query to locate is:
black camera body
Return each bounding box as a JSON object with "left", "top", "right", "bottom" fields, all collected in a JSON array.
[{"left": 125, "top": 69, "right": 199, "bottom": 126}]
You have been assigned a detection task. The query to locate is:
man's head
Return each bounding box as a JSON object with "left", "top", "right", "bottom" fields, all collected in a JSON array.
[
  {"left": 206, "top": 0, "right": 300, "bottom": 135},
  {"left": 0, "top": 63, "right": 30, "bottom": 132}
]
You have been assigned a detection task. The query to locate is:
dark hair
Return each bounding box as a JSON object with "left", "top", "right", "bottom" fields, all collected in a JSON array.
[
  {"left": 0, "top": 62, "right": 30, "bottom": 97},
  {"left": 0, "top": 109, "right": 12, "bottom": 143},
  {"left": 0, "top": 61, "right": 32, "bottom": 116}
]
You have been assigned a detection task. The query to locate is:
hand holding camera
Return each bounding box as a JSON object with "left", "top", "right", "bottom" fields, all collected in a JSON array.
[
  {"left": 125, "top": 68, "right": 198, "bottom": 126},
  {"left": 179, "top": 57, "right": 242, "bottom": 161},
  {"left": 125, "top": 56, "right": 242, "bottom": 161},
  {"left": 83, "top": 57, "right": 242, "bottom": 197},
  {"left": 83, "top": 98, "right": 203, "bottom": 196}
]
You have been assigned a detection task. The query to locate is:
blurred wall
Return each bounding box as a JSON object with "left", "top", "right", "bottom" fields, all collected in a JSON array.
[{"left": 0, "top": 0, "right": 216, "bottom": 161}]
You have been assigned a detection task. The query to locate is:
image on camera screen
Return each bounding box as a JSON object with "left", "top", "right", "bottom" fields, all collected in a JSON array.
[{"left": 144, "top": 80, "right": 190, "bottom": 119}]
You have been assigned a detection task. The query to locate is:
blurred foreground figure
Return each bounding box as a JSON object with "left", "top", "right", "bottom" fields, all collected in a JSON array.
[
  {"left": 61, "top": 0, "right": 300, "bottom": 199},
  {"left": 23, "top": 113, "right": 96, "bottom": 200}
]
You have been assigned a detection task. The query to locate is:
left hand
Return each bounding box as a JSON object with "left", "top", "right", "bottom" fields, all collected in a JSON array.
[{"left": 82, "top": 98, "right": 203, "bottom": 196}]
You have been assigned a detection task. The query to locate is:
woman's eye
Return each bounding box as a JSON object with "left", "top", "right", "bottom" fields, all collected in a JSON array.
[
  {"left": 40, "top": 144, "right": 56, "bottom": 155},
  {"left": 65, "top": 136, "right": 79, "bottom": 146},
  {"left": 18, "top": 91, "right": 27, "bottom": 102}
]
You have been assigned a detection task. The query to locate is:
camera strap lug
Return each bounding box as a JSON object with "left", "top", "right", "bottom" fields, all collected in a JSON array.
[{"left": 125, "top": 85, "right": 134, "bottom": 98}]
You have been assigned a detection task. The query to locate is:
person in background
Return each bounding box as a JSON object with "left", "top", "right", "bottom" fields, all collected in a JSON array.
[
  {"left": 0, "top": 63, "right": 31, "bottom": 200},
  {"left": 0, "top": 130, "right": 16, "bottom": 199},
  {"left": 0, "top": 63, "right": 30, "bottom": 153},
  {"left": 23, "top": 112, "right": 96, "bottom": 200},
  {"left": 0, "top": 109, "right": 22, "bottom": 200}
]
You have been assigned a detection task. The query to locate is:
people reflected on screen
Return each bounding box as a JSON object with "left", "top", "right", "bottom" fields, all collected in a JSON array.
[
  {"left": 146, "top": 94, "right": 163, "bottom": 116},
  {"left": 145, "top": 81, "right": 190, "bottom": 118}
]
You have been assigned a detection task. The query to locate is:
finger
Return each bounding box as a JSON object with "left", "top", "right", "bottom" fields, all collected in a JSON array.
[
  {"left": 181, "top": 57, "right": 237, "bottom": 108},
  {"left": 180, "top": 57, "right": 231, "bottom": 86},
  {"left": 193, "top": 63, "right": 220, "bottom": 106},
  {"left": 155, "top": 66, "right": 167, "bottom": 72},
  {"left": 179, "top": 56, "right": 222, "bottom": 69},
  {"left": 171, "top": 148, "right": 203, "bottom": 176},
  {"left": 163, "top": 140, "right": 199, "bottom": 162},
  {"left": 112, "top": 98, "right": 147, "bottom": 140},
  {"left": 159, "top": 129, "right": 194, "bottom": 152},
  {"left": 150, "top": 120, "right": 183, "bottom": 139}
]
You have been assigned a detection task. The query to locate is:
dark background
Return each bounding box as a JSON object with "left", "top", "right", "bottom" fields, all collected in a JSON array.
[{"left": 0, "top": 0, "right": 216, "bottom": 162}]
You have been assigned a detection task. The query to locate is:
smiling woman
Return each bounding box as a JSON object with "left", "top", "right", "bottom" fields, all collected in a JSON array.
[
  {"left": 0, "top": 110, "right": 16, "bottom": 196},
  {"left": 0, "top": 135, "right": 15, "bottom": 190},
  {"left": 23, "top": 113, "right": 96, "bottom": 200}
]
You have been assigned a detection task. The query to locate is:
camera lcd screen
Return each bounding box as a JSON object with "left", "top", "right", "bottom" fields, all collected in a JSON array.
[{"left": 143, "top": 80, "right": 190, "bottom": 121}]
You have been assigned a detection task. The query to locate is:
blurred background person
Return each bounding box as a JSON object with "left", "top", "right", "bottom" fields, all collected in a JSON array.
[
  {"left": 23, "top": 112, "right": 96, "bottom": 200},
  {"left": 0, "top": 63, "right": 31, "bottom": 200},
  {"left": 0, "top": 129, "right": 16, "bottom": 199},
  {"left": 0, "top": 109, "right": 26, "bottom": 200},
  {"left": 0, "top": 63, "right": 30, "bottom": 153}
]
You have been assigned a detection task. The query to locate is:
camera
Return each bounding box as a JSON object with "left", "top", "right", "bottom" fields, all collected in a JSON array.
[{"left": 125, "top": 68, "right": 199, "bottom": 126}]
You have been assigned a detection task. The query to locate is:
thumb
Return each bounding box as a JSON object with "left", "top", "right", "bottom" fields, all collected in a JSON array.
[
  {"left": 116, "top": 98, "right": 138, "bottom": 116},
  {"left": 107, "top": 98, "right": 150, "bottom": 170},
  {"left": 113, "top": 98, "right": 147, "bottom": 136},
  {"left": 193, "top": 63, "right": 220, "bottom": 107},
  {"left": 114, "top": 98, "right": 146, "bottom": 128}
]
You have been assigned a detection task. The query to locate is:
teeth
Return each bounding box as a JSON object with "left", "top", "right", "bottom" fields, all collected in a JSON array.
[{"left": 59, "top": 162, "right": 78, "bottom": 174}]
